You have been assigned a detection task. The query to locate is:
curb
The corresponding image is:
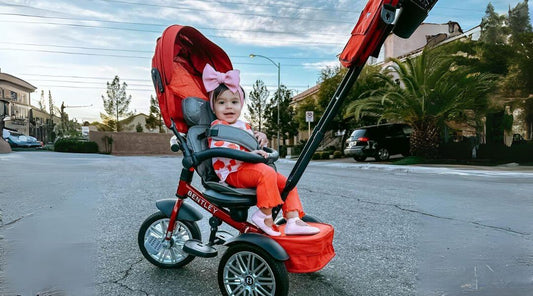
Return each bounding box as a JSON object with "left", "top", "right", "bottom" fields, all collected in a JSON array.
[{"left": 276, "top": 158, "right": 533, "bottom": 177}]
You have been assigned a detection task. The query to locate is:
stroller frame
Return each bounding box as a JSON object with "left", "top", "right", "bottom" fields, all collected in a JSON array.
[{"left": 138, "top": 0, "right": 439, "bottom": 295}]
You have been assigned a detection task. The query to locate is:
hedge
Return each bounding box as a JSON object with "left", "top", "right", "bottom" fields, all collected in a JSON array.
[
  {"left": 54, "top": 138, "right": 99, "bottom": 153},
  {"left": 477, "top": 142, "right": 533, "bottom": 163}
]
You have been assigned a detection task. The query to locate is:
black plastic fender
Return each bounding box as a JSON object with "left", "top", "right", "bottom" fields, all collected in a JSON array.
[
  {"left": 224, "top": 233, "right": 289, "bottom": 261},
  {"left": 155, "top": 199, "right": 203, "bottom": 221}
]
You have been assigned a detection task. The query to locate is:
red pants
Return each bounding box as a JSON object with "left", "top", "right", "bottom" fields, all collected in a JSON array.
[{"left": 225, "top": 163, "right": 304, "bottom": 218}]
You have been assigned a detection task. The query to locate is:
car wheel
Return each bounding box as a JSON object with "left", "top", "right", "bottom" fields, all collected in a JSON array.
[
  {"left": 375, "top": 148, "right": 390, "bottom": 161},
  {"left": 353, "top": 156, "right": 367, "bottom": 162}
]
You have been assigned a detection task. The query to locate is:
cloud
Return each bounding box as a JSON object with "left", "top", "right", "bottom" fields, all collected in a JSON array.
[{"left": 302, "top": 60, "right": 342, "bottom": 71}]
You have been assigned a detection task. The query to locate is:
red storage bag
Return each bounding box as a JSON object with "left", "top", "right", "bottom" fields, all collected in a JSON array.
[{"left": 272, "top": 223, "right": 335, "bottom": 273}]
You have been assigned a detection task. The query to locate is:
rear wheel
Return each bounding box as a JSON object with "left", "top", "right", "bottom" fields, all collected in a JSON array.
[
  {"left": 375, "top": 147, "right": 390, "bottom": 161},
  {"left": 138, "top": 212, "right": 201, "bottom": 268},
  {"left": 353, "top": 156, "right": 367, "bottom": 162},
  {"left": 218, "top": 244, "right": 289, "bottom": 296}
]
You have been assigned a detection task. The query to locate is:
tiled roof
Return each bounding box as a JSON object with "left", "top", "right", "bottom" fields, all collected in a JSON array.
[{"left": 291, "top": 84, "right": 320, "bottom": 103}]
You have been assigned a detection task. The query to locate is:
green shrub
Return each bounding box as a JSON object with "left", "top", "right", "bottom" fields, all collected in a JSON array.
[
  {"left": 325, "top": 145, "right": 336, "bottom": 153},
  {"left": 321, "top": 151, "right": 331, "bottom": 159},
  {"left": 54, "top": 138, "right": 99, "bottom": 153},
  {"left": 477, "top": 142, "right": 533, "bottom": 163},
  {"left": 333, "top": 151, "right": 343, "bottom": 158},
  {"left": 312, "top": 152, "right": 322, "bottom": 160}
]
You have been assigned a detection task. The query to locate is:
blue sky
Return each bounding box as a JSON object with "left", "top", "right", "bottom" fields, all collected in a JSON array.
[{"left": 0, "top": 0, "right": 531, "bottom": 122}]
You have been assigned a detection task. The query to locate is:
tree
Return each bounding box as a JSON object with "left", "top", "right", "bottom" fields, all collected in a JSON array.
[
  {"left": 480, "top": 3, "right": 508, "bottom": 44},
  {"left": 316, "top": 65, "right": 386, "bottom": 130},
  {"left": 48, "top": 90, "right": 55, "bottom": 121},
  {"left": 38, "top": 90, "right": 46, "bottom": 111},
  {"left": 508, "top": 0, "right": 532, "bottom": 36},
  {"left": 101, "top": 75, "right": 133, "bottom": 132},
  {"left": 348, "top": 48, "right": 496, "bottom": 158},
  {"left": 246, "top": 80, "right": 270, "bottom": 132},
  {"left": 145, "top": 95, "right": 163, "bottom": 133},
  {"left": 136, "top": 122, "right": 143, "bottom": 132},
  {"left": 263, "top": 85, "right": 298, "bottom": 146},
  {"left": 47, "top": 90, "right": 58, "bottom": 141}
]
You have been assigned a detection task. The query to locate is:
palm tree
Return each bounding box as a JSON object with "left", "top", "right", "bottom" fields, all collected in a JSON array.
[{"left": 347, "top": 48, "right": 496, "bottom": 158}]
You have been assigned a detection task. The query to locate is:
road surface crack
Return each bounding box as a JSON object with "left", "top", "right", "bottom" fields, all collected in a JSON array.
[
  {"left": 393, "top": 205, "right": 530, "bottom": 236},
  {"left": 97, "top": 258, "right": 150, "bottom": 296},
  {"left": 315, "top": 190, "right": 531, "bottom": 237},
  {"left": 0, "top": 212, "right": 34, "bottom": 228}
]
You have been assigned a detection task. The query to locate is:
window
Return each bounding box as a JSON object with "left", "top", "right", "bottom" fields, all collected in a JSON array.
[{"left": 10, "top": 91, "right": 17, "bottom": 101}]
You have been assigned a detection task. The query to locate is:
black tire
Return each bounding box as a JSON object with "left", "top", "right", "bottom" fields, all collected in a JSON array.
[
  {"left": 353, "top": 156, "right": 367, "bottom": 162},
  {"left": 375, "top": 147, "right": 390, "bottom": 161},
  {"left": 138, "top": 211, "right": 201, "bottom": 269},
  {"left": 218, "top": 244, "right": 289, "bottom": 296}
]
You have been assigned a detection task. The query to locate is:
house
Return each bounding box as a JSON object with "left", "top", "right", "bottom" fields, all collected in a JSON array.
[
  {"left": 118, "top": 113, "right": 168, "bottom": 133},
  {"left": 0, "top": 70, "right": 37, "bottom": 135}
]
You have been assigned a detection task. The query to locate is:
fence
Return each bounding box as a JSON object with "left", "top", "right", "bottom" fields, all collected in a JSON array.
[{"left": 89, "top": 131, "right": 176, "bottom": 155}]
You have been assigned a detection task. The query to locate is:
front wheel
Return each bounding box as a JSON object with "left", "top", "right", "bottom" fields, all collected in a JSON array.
[
  {"left": 138, "top": 211, "right": 201, "bottom": 268},
  {"left": 218, "top": 244, "right": 289, "bottom": 296},
  {"left": 375, "top": 147, "right": 390, "bottom": 161}
]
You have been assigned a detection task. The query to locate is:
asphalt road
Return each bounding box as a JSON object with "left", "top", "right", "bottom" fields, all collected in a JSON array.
[{"left": 1, "top": 151, "right": 532, "bottom": 296}]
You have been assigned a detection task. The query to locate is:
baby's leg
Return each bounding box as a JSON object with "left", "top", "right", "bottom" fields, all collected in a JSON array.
[
  {"left": 225, "top": 163, "right": 283, "bottom": 208},
  {"left": 275, "top": 173, "right": 304, "bottom": 218}
]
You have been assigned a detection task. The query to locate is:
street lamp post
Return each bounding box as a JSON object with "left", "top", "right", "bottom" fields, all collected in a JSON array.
[{"left": 249, "top": 54, "right": 281, "bottom": 152}]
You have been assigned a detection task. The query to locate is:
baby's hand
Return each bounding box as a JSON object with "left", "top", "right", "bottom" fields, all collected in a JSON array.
[
  {"left": 251, "top": 149, "right": 269, "bottom": 158},
  {"left": 254, "top": 131, "right": 269, "bottom": 147}
]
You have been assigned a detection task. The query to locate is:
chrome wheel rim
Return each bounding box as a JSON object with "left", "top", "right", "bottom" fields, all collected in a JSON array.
[
  {"left": 378, "top": 148, "right": 389, "bottom": 160},
  {"left": 222, "top": 251, "right": 276, "bottom": 296},
  {"left": 144, "top": 219, "right": 191, "bottom": 265}
]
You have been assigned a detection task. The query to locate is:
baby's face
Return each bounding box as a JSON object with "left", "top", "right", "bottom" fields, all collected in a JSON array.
[{"left": 213, "top": 90, "right": 242, "bottom": 124}]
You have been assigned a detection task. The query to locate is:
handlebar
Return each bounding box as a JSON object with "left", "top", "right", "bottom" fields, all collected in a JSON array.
[{"left": 182, "top": 147, "right": 279, "bottom": 169}]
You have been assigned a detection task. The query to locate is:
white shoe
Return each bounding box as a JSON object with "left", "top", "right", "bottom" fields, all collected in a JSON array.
[
  {"left": 251, "top": 210, "right": 281, "bottom": 236},
  {"left": 284, "top": 218, "right": 320, "bottom": 235}
]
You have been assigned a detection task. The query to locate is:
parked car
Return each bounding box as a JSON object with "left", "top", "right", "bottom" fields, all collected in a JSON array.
[
  {"left": 344, "top": 123, "right": 412, "bottom": 161},
  {"left": 2, "top": 129, "right": 43, "bottom": 148}
]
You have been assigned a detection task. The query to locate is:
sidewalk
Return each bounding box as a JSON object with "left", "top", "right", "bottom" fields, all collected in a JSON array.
[{"left": 278, "top": 157, "right": 533, "bottom": 176}]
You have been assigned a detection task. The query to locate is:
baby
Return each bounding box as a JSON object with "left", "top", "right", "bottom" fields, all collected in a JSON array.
[{"left": 203, "top": 64, "right": 319, "bottom": 236}]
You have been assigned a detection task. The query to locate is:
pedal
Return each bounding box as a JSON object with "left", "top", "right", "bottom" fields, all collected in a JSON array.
[
  {"left": 215, "top": 230, "right": 234, "bottom": 244},
  {"left": 183, "top": 239, "right": 218, "bottom": 258}
]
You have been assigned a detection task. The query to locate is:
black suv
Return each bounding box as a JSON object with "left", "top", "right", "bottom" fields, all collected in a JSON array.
[{"left": 344, "top": 123, "right": 412, "bottom": 161}]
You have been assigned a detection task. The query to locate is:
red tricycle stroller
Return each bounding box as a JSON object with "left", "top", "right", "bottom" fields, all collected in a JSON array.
[{"left": 138, "top": 1, "right": 438, "bottom": 295}]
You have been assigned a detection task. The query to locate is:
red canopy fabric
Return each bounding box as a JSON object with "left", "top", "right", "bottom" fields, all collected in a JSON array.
[
  {"left": 339, "top": 0, "right": 399, "bottom": 68},
  {"left": 152, "top": 25, "right": 233, "bottom": 132}
]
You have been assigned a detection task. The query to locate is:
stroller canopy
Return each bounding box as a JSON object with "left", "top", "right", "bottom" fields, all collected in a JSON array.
[{"left": 152, "top": 25, "right": 233, "bottom": 132}]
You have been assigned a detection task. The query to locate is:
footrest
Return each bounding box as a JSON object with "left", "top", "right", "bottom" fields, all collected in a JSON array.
[
  {"left": 183, "top": 239, "right": 218, "bottom": 258},
  {"left": 215, "top": 230, "right": 234, "bottom": 244}
]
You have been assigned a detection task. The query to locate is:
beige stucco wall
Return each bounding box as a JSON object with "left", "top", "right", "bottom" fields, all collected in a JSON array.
[
  {"left": 1, "top": 73, "right": 37, "bottom": 135},
  {"left": 383, "top": 23, "right": 462, "bottom": 60},
  {"left": 89, "top": 131, "right": 176, "bottom": 155}
]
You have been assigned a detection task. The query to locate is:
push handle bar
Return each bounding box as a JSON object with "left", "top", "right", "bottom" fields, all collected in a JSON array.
[{"left": 183, "top": 147, "right": 278, "bottom": 169}]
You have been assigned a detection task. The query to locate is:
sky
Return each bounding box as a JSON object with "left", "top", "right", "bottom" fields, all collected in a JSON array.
[{"left": 1, "top": 0, "right": 532, "bottom": 123}]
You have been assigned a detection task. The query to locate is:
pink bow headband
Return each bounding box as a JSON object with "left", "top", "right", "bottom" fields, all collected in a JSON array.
[{"left": 202, "top": 64, "right": 244, "bottom": 110}]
